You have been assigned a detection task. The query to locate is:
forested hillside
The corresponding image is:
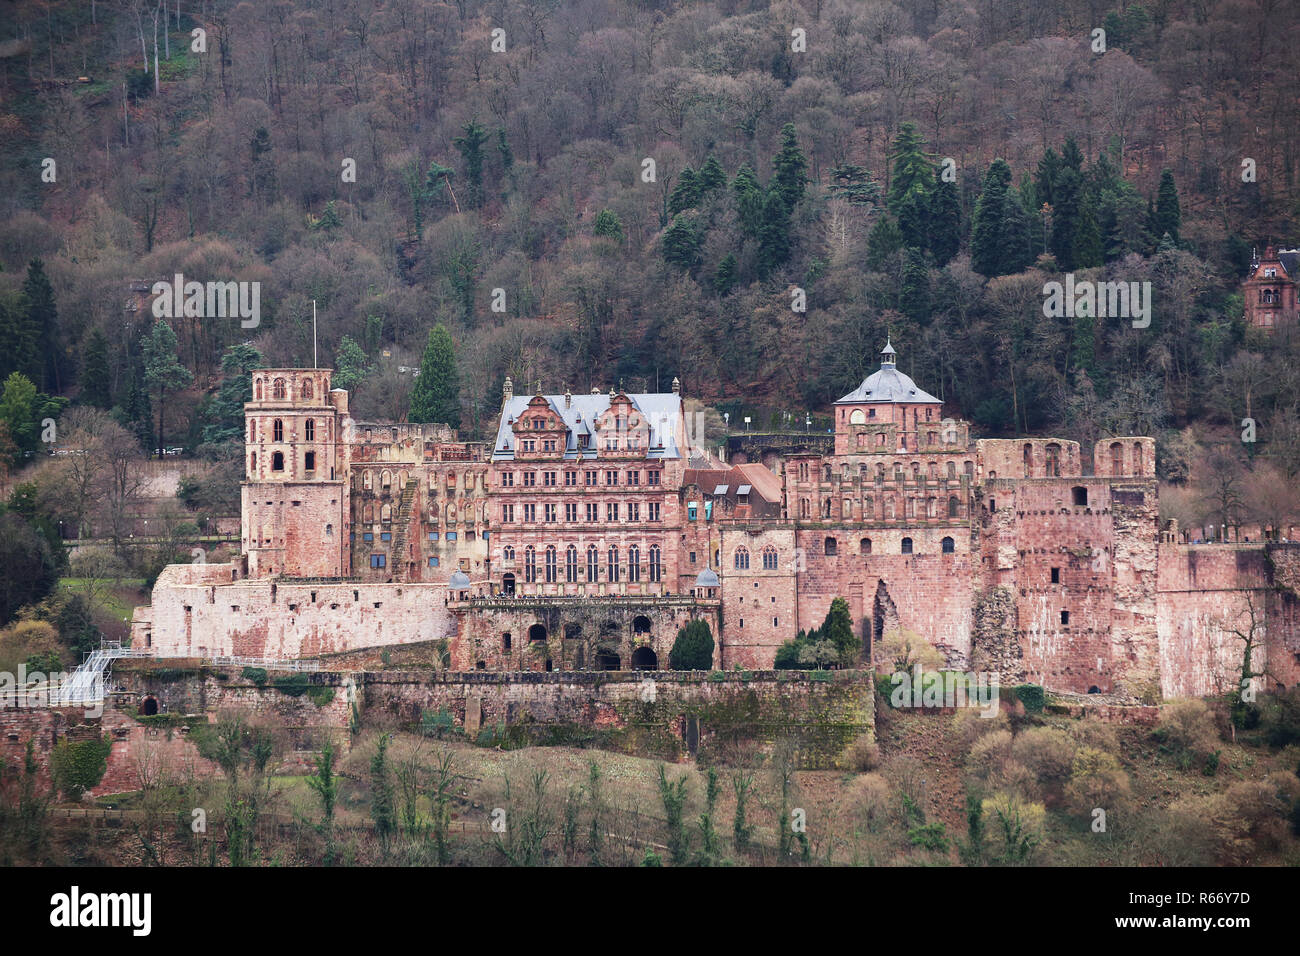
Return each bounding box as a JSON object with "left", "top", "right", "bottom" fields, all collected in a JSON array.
[{"left": 0, "top": 0, "right": 1298, "bottom": 499}]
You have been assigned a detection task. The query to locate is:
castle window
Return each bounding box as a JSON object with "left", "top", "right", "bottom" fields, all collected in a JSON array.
[
  {"left": 824, "top": 537, "right": 838, "bottom": 555},
  {"left": 305, "top": 451, "right": 316, "bottom": 472},
  {"left": 734, "top": 547, "right": 750, "bottom": 570},
  {"left": 503, "top": 632, "right": 512, "bottom": 651},
  {"left": 948, "top": 496, "right": 960, "bottom": 517},
  {"left": 901, "top": 537, "right": 913, "bottom": 554},
  {"left": 628, "top": 545, "right": 641, "bottom": 582},
  {"left": 1045, "top": 444, "right": 1061, "bottom": 477},
  {"left": 1060, "top": 610, "right": 1069, "bottom": 625},
  {"left": 524, "top": 546, "right": 536, "bottom": 583},
  {"left": 947, "top": 461, "right": 956, "bottom": 479},
  {"left": 325, "top": 524, "right": 332, "bottom": 536},
  {"left": 1050, "top": 567, "right": 1060, "bottom": 583},
  {"left": 566, "top": 546, "right": 578, "bottom": 583},
  {"left": 273, "top": 378, "right": 286, "bottom": 400},
  {"left": 370, "top": 554, "right": 386, "bottom": 568},
  {"left": 1023, "top": 443, "right": 1032, "bottom": 477},
  {"left": 272, "top": 451, "right": 284, "bottom": 471},
  {"left": 250, "top": 452, "right": 256, "bottom": 472},
  {"left": 608, "top": 546, "right": 620, "bottom": 582},
  {"left": 941, "top": 536, "right": 955, "bottom": 554},
  {"left": 254, "top": 378, "right": 263, "bottom": 400},
  {"left": 302, "top": 378, "right": 313, "bottom": 399},
  {"left": 273, "top": 419, "right": 283, "bottom": 442},
  {"left": 1132, "top": 442, "right": 1143, "bottom": 474},
  {"left": 305, "top": 419, "right": 315, "bottom": 441},
  {"left": 850, "top": 409, "right": 866, "bottom": 425},
  {"left": 1110, "top": 443, "right": 1124, "bottom": 475},
  {"left": 649, "top": 545, "right": 662, "bottom": 582},
  {"left": 545, "top": 546, "right": 557, "bottom": 583},
  {"left": 587, "top": 545, "right": 599, "bottom": 582},
  {"left": 762, "top": 546, "right": 778, "bottom": 570},
  {"left": 860, "top": 537, "right": 872, "bottom": 555},
  {"left": 1072, "top": 487, "right": 1088, "bottom": 507}
]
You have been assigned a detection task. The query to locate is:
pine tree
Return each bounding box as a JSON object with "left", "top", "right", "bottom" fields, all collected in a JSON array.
[
  {"left": 593, "top": 208, "right": 624, "bottom": 243},
  {"left": 1155, "top": 169, "right": 1181, "bottom": 244},
  {"left": 697, "top": 154, "right": 727, "bottom": 196},
  {"left": 202, "top": 343, "right": 262, "bottom": 446},
  {"left": 896, "top": 186, "right": 931, "bottom": 251},
  {"left": 22, "top": 259, "right": 61, "bottom": 393},
  {"left": 0, "top": 291, "right": 37, "bottom": 384},
  {"left": 829, "top": 164, "right": 881, "bottom": 206},
  {"left": 928, "top": 178, "right": 962, "bottom": 266},
  {"left": 0, "top": 372, "right": 38, "bottom": 460},
  {"left": 901, "top": 248, "right": 931, "bottom": 324},
  {"left": 820, "top": 596, "right": 859, "bottom": 663},
  {"left": 453, "top": 120, "right": 490, "bottom": 209},
  {"left": 1049, "top": 167, "right": 1082, "bottom": 270},
  {"left": 1034, "top": 148, "right": 1061, "bottom": 208},
  {"left": 1072, "top": 198, "right": 1104, "bottom": 269},
  {"left": 141, "top": 319, "right": 194, "bottom": 457},
  {"left": 409, "top": 324, "right": 461, "bottom": 427},
  {"left": 81, "top": 328, "right": 112, "bottom": 409},
  {"left": 998, "top": 188, "right": 1033, "bottom": 275},
  {"left": 756, "top": 190, "right": 792, "bottom": 279},
  {"left": 887, "top": 122, "right": 933, "bottom": 213},
  {"left": 771, "top": 122, "right": 808, "bottom": 210},
  {"left": 731, "top": 164, "right": 765, "bottom": 236},
  {"left": 662, "top": 216, "right": 701, "bottom": 271},
  {"left": 970, "top": 159, "right": 1013, "bottom": 277},
  {"left": 333, "top": 336, "right": 371, "bottom": 393},
  {"left": 668, "top": 167, "right": 700, "bottom": 216},
  {"left": 714, "top": 253, "right": 738, "bottom": 295},
  {"left": 866, "top": 215, "right": 905, "bottom": 271}
]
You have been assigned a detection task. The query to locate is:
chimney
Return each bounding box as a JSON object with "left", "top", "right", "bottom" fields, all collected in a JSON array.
[
  {"left": 671, "top": 376, "right": 680, "bottom": 395},
  {"left": 502, "top": 376, "right": 513, "bottom": 407},
  {"left": 564, "top": 386, "right": 571, "bottom": 409}
]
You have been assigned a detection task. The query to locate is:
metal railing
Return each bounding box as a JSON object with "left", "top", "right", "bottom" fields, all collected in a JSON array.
[{"left": 208, "top": 655, "right": 322, "bottom": 672}]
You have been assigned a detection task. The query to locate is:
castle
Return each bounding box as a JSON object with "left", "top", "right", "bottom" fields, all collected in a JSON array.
[
  {"left": 1243, "top": 245, "right": 1300, "bottom": 331},
  {"left": 132, "top": 344, "right": 1300, "bottom": 701}
]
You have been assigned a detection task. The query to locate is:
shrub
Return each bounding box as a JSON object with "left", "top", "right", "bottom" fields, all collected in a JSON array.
[
  {"left": 307, "top": 686, "right": 335, "bottom": 707},
  {"left": 1014, "top": 684, "right": 1045, "bottom": 713},
  {"left": 1262, "top": 687, "right": 1300, "bottom": 748},
  {"left": 844, "top": 773, "right": 891, "bottom": 832},
  {"left": 842, "top": 736, "right": 881, "bottom": 772},
  {"left": 50, "top": 735, "right": 112, "bottom": 800},
  {"left": 241, "top": 666, "right": 268, "bottom": 686},
  {"left": 1011, "top": 727, "right": 1077, "bottom": 793},
  {"left": 981, "top": 792, "right": 1045, "bottom": 864},
  {"left": 1065, "top": 718, "right": 1118, "bottom": 753},
  {"left": 951, "top": 708, "right": 1010, "bottom": 752},
  {"left": 1064, "top": 747, "right": 1131, "bottom": 817},
  {"left": 273, "top": 673, "right": 311, "bottom": 697},
  {"left": 1156, "top": 699, "right": 1220, "bottom": 767},
  {"left": 668, "top": 620, "right": 714, "bottom": 670},
  {"left": 907, "top": 822, "right": 948, "bottom": 851}
]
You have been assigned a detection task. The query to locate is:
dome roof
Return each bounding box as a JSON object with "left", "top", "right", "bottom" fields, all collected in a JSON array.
[
  {"left": 448, "top": 570, "right": 471, "bottom": 589},
  {"left": 695, "top": 569, "right": 720, "bottom": 587},
  {"left": 835, "top": 340, "right": 941, "bottom": 405}
]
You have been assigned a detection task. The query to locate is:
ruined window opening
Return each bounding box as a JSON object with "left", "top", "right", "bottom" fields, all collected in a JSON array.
[
  {"left": 272, "top": 451, "right": 284, "bottom": 471},
  {"left": 1060, "top": 610, "right": 1069, "bottom": 625},
  {"left": 1072, "top": 487, "right": 1088, "bottom": 507},
  {"left": 824, "top": 537, "right": 837, "bottom": 555},
  {"left": 901, "top": 537, "right": 913, "bottom": 554},
  {"left": 305, "top": 451, "right": 316, "bottom": 472},
  {"left": 941, "top": 536, "right": 955, "bottom": 554},
  {"left": 1050, "top": 567, "right": 1060, "bottom": 584}
]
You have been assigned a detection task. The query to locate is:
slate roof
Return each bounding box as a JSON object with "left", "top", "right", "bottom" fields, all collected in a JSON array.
[
  {"left": 492, "top": 393, "right": 683, "bottom": 462},
  {"left": 835, "top": 341, "right": 941, "bottom": 406}
]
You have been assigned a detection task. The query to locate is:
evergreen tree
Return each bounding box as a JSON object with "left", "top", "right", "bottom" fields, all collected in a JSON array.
[
  {"left": 866, "top": 214, "right": 905, "bottom": 271},
  {"left": 731, "top": 164, "right": 765, "bottom": 236},
  {"left": 141, "top": 319, "right": 194, "bottom": 457},
  {"left": 829, "top": 164, "right": 881, "bottom": 206},
  {"left": 1034, "top": 148, "right": 1061, "bottom": 208},
  {"left": 1049, "top": 166, "right": 1083, "bottom": 270},
  {"left": 668, "top": 167, "right": 700, "bottom": 216},
  {"left": 756, "top": 191, "right": 792, "bottom": 279},
  {"left": 928, "top": 178, "right": 962, "bottom": 266},
  {"left": 662, "top": 215, "right": 702, "bottom": 271},
  {"left": 998, "top": 188, "right": 1033, "bottom": 275},
  {"left": 593, "top": 208, "right": 624, "bottom": 243},
  {"left": 408, "top": 324, "right": 461, "bottom": 427},
  {"left": 22, "top": 259, "right": 61, "bottom": 393},
  {"left": 202, "top": 343, "right": 263, "bottom": 446},
  {"left": 896, "top": 186, "right": 931, "bottom": 251},
  {"left": 887, "top": 122, "right": 933, "bottom": 213},
  {"left": 496, "top": 127, "right": 514, "bottom": 174},
  {"left": 771, "top": 122, "right": 809, "bottom": 210},
  {"left": 0, "top": 372, "right": 38, "bottom": 462},
  {"left": 249, "top": 126, "right": 276, "bottom": 202},
  {"left": 1155, "top": 169, "right": 1181, "bottom": 244},
  {"left": 1073, "top": 198, "right": 1104, "bottom": 269},
  {"left": 1060, "top": 137, "right": 1084, "bottom": 174},
  {"left": 333, "top": 336, "right": 371, "bottom": 393},
  {"left": 80, "top": 328, "right": 112, "bottom": 409},
  {"left": 669, "top": 619, "right": 714, "bottom": 670},
  {"left": 116, "top": 360, "right": 152, "bottom": 450},
  {"left": 901, "top": 248, "right": 931, "bottom": 324},
  {"left": 453, "top": 120, "right": 490, "bottom": 209},
  {"left": 714, "top": 253, "right": 738, "bottom": 295},
  {"left": 970, "top": 159, "right": 1013, "bottom": 277},
  {"left": 697, "top": 155, "right": 727, "bottom": 196},
  {"left": 820, "top": 596, "right": 859, "bottom": 663}
]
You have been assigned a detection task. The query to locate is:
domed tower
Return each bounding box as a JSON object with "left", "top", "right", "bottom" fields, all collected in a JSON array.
[
  {"left": 833, "top": 340, "right": 945, "bottom": 455},
  {"left": 242, "top": 369, "right": 350, "bottom": 578}
]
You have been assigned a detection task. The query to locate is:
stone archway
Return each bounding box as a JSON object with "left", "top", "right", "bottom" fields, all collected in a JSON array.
[
  {"left": 631, "top": 646, "right": 658, "bottom": 670},
  {"left": 141, "top": 696, "right": 159, "bottom": 716}
]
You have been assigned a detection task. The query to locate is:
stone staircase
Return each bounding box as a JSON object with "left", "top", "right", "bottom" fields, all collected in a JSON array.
[{"left": 390, "top": 478, "right": 418, "bottom": 575}]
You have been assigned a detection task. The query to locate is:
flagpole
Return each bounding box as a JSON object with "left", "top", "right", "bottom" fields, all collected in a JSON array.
[{"left": 312, "top": 299, "right": 318, "bottom": 368}]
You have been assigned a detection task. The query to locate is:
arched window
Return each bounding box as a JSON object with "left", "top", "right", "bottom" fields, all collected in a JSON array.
[
  {"left": 863, "top": 495, "right": 874, "bottom": 517},
  {"left": 272, "top": 378, "right": 286, "bottom": 400},
  {"left": 363, "top": 471, "right": 372, "bottom": 490},
  {"left": 947, "top": 461, "right": 956, "bottom": 479},
  {"left": 823, "top": 464, "right": 832, "bottom": 482},
  {"left": 608, "top": 546, "right": 620, "bottom": 582},
  {"left": 1132, "top": 442, "right": 1143, "bottom": 474},
  {"left": 524, "top": 546, "right": 537, "bottom": 583},
  {"left": 250, "top": 452, "right": 256, "bottom": 472},
  {"left": 1110, "top": 442, "right": 1124, "bottom": 475},
  {"left": 1023, "top": 443, "right": 1032, "bottom": 477},
  {"left": 628, "top": 545, "right": 641, "bottom": 582},
  {"left": 301, "top": 378, "right": 313, "bottom": 399},
  {"left": 364, "top": 504, "right": 374, "bottom": 523},
  {"left": 254, "top": 378, "right": 263, "bottom": 400},
  {"left": 850, "top": 409, "right": 866, "bottom": 425},
  {"left": 272, "top": 451, "right": 284, "bottom": 471},
  {"left": 502, "top": 546, "right": 515, "bottom": 563},
  {"left": 380, "top": 504, "right": 392, "bottom": 522},
  {"left": 381, "top": 470, "right": 391, "bottom": 490},
  {"left": 649, "top": 545, "right": 662, "bottom": 582},
  {"left": 545, "top": 546, "right": 557, "bottom": 583},
  {"left": 860, "top": 537, "right": 872, "bottom": 555},
  {"left": 273, "top": 419, "right": 283, "bottom": 442},
  {"left": 901, "top": 537, "right": 913, "bottom": 554},
  {"left": 1045, "top": 443, "right": 1061, "bottom": 477},
  {"left": 948, "top": 496, "right": 960, "bottom": 517},
  {"left": 799, "top": 498, "right": 810, "bottom": 519},
  {"left": 304, "top": 419, "right": 315, "bottom": 441},
  {"left": 942, "top": 536, "right": 955, "bottom": 554},
  {"left": 587, "top": 545, "right": 599, "bottom": 582},
  {"left": 762, "top": 546, "right": 778, "bottom": 570},
  {"left": 734, "top": 547, "right": 750, "bottom": 570},
  {"left": 565, "top": 546, "right": 578, "bottom": 583}
]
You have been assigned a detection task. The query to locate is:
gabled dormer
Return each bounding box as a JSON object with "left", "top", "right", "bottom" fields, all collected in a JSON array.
[
  {"left": 511, "top": 394, "right": 567, "bottom": 459},
  {"left": 594, "top": 393, "right": 652, "bottom": 458}
]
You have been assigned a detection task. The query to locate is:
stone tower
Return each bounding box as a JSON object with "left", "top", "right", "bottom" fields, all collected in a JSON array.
[{"left": 242, "top": 369, "right": 350, "bottom": 578}]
